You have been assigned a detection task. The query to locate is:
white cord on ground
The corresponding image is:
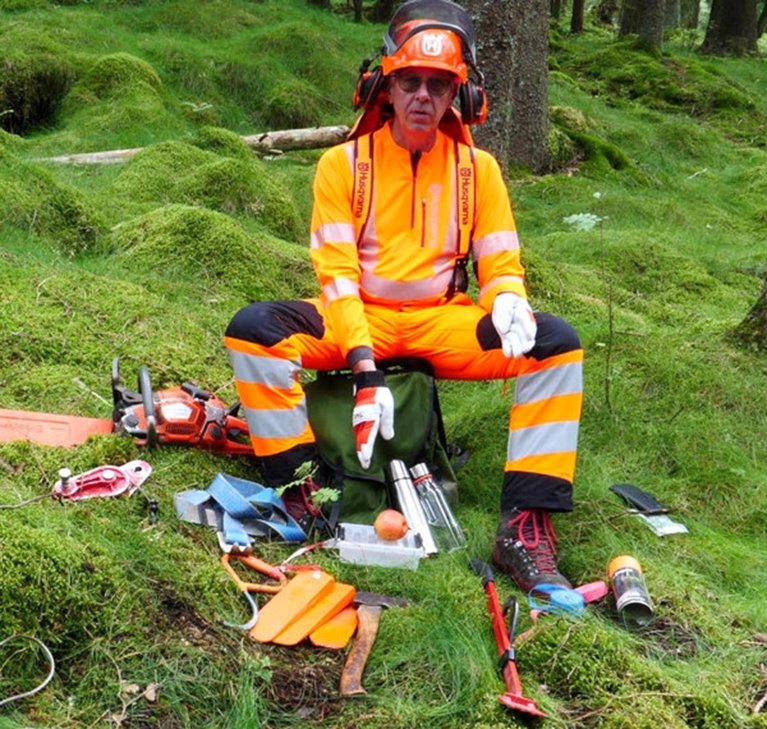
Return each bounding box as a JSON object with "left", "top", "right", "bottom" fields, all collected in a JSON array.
[{"left": 0, "top": 635, "right": 56, "bottom": 707}]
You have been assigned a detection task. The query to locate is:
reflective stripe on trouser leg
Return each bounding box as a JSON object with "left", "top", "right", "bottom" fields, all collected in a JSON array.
[
  {"left": 502, "top": 349, "right": 583, "bottom": 512},
  {"left": 225, "top": 339, "right": 314, "bottom": 457}
]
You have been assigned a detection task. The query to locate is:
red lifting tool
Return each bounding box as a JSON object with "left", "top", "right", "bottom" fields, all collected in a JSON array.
[{"left": 470, "top": 559, "right": 546, "bottom": 718}]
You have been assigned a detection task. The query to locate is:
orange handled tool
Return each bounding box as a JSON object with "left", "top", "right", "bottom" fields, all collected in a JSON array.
[{"left": 221, "top": 553, "right": 289, "bottom": 630}]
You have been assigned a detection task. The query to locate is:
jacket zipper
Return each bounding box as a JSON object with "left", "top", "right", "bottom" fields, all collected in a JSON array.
[{"left": 410, "top": 151, "right": 422, "bottom": 237}]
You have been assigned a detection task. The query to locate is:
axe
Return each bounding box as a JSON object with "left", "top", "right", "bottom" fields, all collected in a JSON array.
[{"left": 339, "top": 590, "right": 411, "bottom": 696}]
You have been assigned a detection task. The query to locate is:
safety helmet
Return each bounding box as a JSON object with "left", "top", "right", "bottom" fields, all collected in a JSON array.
[
  {"left": 381, "top": 0, "right": 477, "bottom": 81},
  {"left": 381, "top": 24, "right": 468, "bottom": 81},
  {"left": 349, "top": 0, "right": 485, "bottom": 142}
]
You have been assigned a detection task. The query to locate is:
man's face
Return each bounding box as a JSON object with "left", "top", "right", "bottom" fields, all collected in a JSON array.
[{"left": 388, "top": 67, "right": 458, "bottom": 139}]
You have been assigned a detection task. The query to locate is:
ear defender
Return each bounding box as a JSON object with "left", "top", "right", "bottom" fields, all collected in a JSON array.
[
  {"left": 458, "top": 63, "right": 488, "bottom": 125},
  {"left": 353, "top": 56, "right": 386, "bottom": 111}
]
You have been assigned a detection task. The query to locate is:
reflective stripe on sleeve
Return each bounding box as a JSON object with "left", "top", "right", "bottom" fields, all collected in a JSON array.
[
  {"left": 479, "top": 275, "right": 525, "bottom": 299},
  {"left": 323, "top": 277, "right": 360, "bottom": 301},
  {"left": 473, "top": 230, "right": 520, "bottom": 259},
  {"left": 310, "top": 222, "right": 357, "bottom": 249}
]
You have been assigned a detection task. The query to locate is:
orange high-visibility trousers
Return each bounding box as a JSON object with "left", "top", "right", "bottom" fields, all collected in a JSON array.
[{"left": 225, "top": 293, "right": 583, "bottom": 512}]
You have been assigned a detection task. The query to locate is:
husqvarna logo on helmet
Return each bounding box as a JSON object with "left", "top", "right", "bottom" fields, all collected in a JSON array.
[{"left": 420, "top": 33, "right": 445, "bottom": 57}]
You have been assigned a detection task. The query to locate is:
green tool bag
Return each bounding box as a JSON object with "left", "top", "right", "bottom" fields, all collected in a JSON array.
[{"left": 305, "top": 360, "right": 457, "bottom": 525}]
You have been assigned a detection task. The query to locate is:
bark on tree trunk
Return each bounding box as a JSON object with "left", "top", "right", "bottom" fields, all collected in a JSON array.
[
  {"left": 571, "top": 0, "right": 585, "bottom": 32},
  {"left": 464, "top": 1, "right": 514, "bottom": 170},
  {"left": 681, "top": 0, "right": 701, "bottom": 29},
  {"left": 595, "top": 0, "right": 619, "bottom": 25},
  {"left": 665, "top": 0, "right": 682, "bottom": 29},
  {"left": 619, "top": 0, "right": 665, "bottom": 49},
  {"left": 550, "top": 0, "right": 562, "bottom": 22},
  {"left": 466, "top": 0, "right": 551, "bottom": 175},
  {"left": 700, "top": 0, "right": 758, "bottom": 54},
  {"left": 734, "top": 276, "right": 767, "bottom": 350},
  {"left": 757, "top": 1, "right": 767, "bottom": 36},
  {"left": 372, "top": 0, "right": 396, "bottom": 22}
]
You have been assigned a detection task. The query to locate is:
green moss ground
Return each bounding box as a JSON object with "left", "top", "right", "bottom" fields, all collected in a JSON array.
[{"left": 1, "top": 2, "right": 767, "bottom": 727}]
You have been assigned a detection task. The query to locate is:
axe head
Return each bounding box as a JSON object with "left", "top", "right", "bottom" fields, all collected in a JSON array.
[{"left": 354, "top": 590, "right": 411, "bottom": 609}]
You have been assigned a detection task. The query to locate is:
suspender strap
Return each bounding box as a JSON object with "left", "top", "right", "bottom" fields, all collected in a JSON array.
[
  {"left": 352, "top": 134, "right": 374, "bottom": 243},
  {"left": 455, "top": 139, "right": 476, "bottom": 258},
  {"left": 447, "top": 140, "right": 476, "bottom": 298}
]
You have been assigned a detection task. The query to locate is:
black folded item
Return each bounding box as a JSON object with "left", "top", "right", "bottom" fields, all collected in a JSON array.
[{"left": 609, "top": 483, "right": 670, "bottom": 514}]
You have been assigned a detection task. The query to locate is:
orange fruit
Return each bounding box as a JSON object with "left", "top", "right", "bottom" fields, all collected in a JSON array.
[{"left": 374, "top": 509, "right": 409, "bottom": 541}]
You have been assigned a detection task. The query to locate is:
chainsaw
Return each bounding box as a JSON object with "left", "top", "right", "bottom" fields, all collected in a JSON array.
[{"left": 111, "top": 357, "right": 254, "bottom": 457}]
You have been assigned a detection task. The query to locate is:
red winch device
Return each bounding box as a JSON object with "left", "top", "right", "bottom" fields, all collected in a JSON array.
[{"left": 111, "top": 357, "right": 254, "bottom": 457}]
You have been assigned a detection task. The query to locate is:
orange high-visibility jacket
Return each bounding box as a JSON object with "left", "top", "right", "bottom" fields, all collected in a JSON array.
[{"left": 310, "top": 121, "right": 527, "bottom": 362}]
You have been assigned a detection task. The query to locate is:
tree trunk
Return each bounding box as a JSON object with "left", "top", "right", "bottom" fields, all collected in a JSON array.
[
  {"left": 757, "top": 1, "right": 767, "bottom": 36},
  {"left": 464, "top": 1, "right": 514, "bottom": 169},
  {"left": 665, "top": 0, "right": 682, "bottom": 29},
  {"left": 734, "top": 276, "right": 767, "bottom": 350},
  {"left": 700, "top": 0, "right": 758, "bottom": 54},
  {"left": 466, "top": 0, "right": 551, "bottom": 175},
  {"left": 510, "top": 0, "right": 551, "bottom": 174},
  {"left": 550, "top": 0, "right": 562, "bottom": 22},
  {"left": 36, "top": 125, "right": 352, "bottom": 165},
  {"left": 372, "top": 0, "right": 396, "bottom": 21},
  {"left": 353, "top": 0, "right": 363, "bottom": 22},
  {"left": 681, "top": 0, "right": 701, "bottom": 29},
  {"left": 594, "top": 0, "right": 619, "bottom": 25},
  {"left": 619, "top": 0, "right": 665, "bottom": 50},
  {"left": 571, "top": 0, "right": 585, "bottom": 32}
]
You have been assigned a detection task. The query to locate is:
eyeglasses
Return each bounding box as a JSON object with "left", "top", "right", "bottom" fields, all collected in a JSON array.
[{"left": 393, "top": 73, "right": 454, "bottom": 97}]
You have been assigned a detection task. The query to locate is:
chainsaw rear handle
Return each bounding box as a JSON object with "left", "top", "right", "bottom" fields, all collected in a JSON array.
[{"left": 138, "top": 366, "right": 158, "bottom": 447}]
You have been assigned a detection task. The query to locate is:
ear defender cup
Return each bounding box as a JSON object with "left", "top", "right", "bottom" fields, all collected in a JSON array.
[
  {"left": 354, "top": 66, "right": 386, "bottom": 111},
  {"left": 458, "top": 80, "right": 488, "bottom": 125}
]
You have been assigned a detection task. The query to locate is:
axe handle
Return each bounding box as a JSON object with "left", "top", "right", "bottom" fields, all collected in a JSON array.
[{"left": 339, "top": 604, "right": 382, "bottom": 696}]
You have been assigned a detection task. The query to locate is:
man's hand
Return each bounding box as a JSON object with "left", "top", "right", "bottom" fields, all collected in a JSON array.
[
  {"left": 491, "top": 292, "right": 537, "bottom": 358},
  {"left": 352, "top": 370, "right": 395, "bottom": 469}
]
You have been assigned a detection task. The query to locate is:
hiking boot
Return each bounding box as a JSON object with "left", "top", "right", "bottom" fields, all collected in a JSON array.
[{"left": 492, "top": 508, "right": 571, "bottom": 592}]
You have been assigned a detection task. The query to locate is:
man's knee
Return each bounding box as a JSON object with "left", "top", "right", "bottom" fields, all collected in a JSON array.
[
  {"left": 226, "top": 300, "right": 324, "bottom": 346},
  {"left": 528, "top": 312, "right": 581, "bottom": 360}
]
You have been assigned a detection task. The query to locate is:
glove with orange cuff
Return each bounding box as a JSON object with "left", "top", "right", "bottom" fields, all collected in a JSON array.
[
  {"left": 491, "top": 292, "right": 537, "bottom": 358},
  {"left": 352, "top": 370, "right": 395, "bottom": 470}
]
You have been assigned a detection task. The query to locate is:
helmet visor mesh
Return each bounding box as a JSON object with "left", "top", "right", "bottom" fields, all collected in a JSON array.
[{"left": 384, "top": 0, "right": 477, "bottom": 62}]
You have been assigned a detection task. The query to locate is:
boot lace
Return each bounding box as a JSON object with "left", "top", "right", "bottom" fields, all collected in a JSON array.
[{"left": 507, "top": 509, "right": 559, "bottom": 575}]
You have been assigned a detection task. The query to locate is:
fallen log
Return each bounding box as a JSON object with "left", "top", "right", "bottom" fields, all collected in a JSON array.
[{"left": 37, "top": 125, "right": 351, "bottom": 165}]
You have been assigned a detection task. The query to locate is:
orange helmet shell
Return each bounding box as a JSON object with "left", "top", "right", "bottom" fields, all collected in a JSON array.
[{"left": 381, "top": 26, "right": 468, "bottom": 82}]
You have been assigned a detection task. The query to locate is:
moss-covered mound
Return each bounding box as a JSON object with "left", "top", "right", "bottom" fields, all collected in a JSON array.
[
  {"left": 0, "top": 147, "right": 101, "bottom": 255},
  {"left": 0, "top": 26, "right": 77, "bottom": 134},
  {"left": 56, "top": 52, "right": 182, "bottom": 149},
  {"left": 112, "top": 139, "right": 304, "bottom": 241},
  {"left": 558, "top": 39, "right": 754, "bottom": 116},
  {"left": 112, "top": 204, "right": 315, "bottom": 301}
]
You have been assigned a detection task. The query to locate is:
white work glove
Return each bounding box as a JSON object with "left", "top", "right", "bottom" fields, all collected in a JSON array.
[
  {"left": 352, "top": 370, "right": 395, "bottom": 470},
  {"left": 491, "top": 292, "right": 537, "bottom": 358}
]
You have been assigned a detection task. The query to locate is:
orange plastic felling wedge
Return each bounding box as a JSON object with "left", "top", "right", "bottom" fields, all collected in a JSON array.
[
  {"left": 272, "top": 583, "right": 356, "bottom": 646},
  {"left": 249, "top": 570, "right": 335, "bottom": 644},
  {"left": 309, "top": 606, "right": 359, "bottom": 650}
]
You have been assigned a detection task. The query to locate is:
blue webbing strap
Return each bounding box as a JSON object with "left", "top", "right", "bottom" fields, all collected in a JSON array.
[{"left": 177, "top": 473, "right": 306, "bottom": 547}]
